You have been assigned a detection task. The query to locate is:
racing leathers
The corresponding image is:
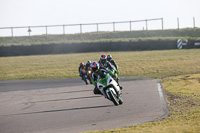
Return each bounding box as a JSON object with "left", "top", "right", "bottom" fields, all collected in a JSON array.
[
  {"left": 85, "top": 63, "right": 92, "bottom": 84},
  {"left": 85, "top": 63, "right": 91, "bottom": 71},
  {"left": 79, "top": 65, "right": 86, "bottom": 80},
  {"left": 91, "top": 67, "right": 122, "bottom": 95},
  {"left": 98, "top": 60, "right": 114, "bottom": 72},
  {"left": 91, "top": 68, "right": 116, "bottom": 94},
  {"left": 108, "top": 59, "right": 119, "bottom": 74}
]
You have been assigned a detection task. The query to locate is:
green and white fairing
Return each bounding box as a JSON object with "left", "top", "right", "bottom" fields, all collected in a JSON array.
[{"left": 96, "top": 72, "right": 123, "bottom": 106}]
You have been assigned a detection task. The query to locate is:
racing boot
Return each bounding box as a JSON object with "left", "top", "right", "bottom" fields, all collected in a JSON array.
[
  {"left": 118, "top": 84, "right": 123, "bottom": 90},
  {"left": 116, "top": 77, "right": 123, "bottom": 90},
  {"left": 119, "top": 85, "right": 123, "bottom": 90}
]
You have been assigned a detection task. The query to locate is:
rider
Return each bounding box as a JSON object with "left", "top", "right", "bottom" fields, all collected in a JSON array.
[
  {"left": 107, "top": 55, "right": 119, "bottom": 74},
  {"left": 98, "top": 54, "right": 114, "bottom": 72},
  {"left": 85, "top": 60, "right": 91, "bottom": 71},
  {"left": 91, "top": 61, "right": 122, "bottom": 95},
  {"left": 78, "top": 62, "right": 86, "bottom": 80},
  {"left": 85, "top": 60, "right": 92, "bottom": 84},
  {"left": 91, "top": 61, "right": 115, "bottom": 94}
]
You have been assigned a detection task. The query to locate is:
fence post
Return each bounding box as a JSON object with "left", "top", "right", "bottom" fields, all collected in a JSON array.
[
  {"left": 46, "top": 26, "right": 48, "bottom": 35},
  {"left": 161, "top": 18, "right": 164, "bottom": 30},
  {"left": 193, "top": 17, "right": 196, "bottom": 29},
  {"left": 63, "top": 25, "right": 65, "bottom": 35},
  {"left": 11, "top": 27, "right": 13, "bottom": 37},
  {"left": 28, "top": 26, "right": 31, "bottom": 36},
  {"left": 80, "top": 24, "right": 82, "bottom": 34},
  {"left": 130, "top": 21, "right": 132, "bottom": 31},
  {"left": 177, "top": 18, "right": 180, "bottom": 30},
  {"left": 145, "top": 20, "right": 148, "bottom": 30},
  {"left": 113, "top": 22, "right": 115, "bottom": 32},
  {"left": 97, "top": 23, "right": 99, "bottom": 34}
]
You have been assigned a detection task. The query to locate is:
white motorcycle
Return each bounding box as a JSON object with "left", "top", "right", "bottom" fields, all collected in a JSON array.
[{"left": 96, "top": 70, "right": 123, "bottom": 106}]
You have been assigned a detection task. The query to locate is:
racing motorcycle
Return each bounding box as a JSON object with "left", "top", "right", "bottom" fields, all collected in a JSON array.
[
  {"left": 80, "top": 68, "right": 88, "bottom": 85},
  {"left": 87, "top": 69, "right": 92, "bottom": 84},
  {"left": 96, "top": 70, "right": 123, "bottom": 106}
]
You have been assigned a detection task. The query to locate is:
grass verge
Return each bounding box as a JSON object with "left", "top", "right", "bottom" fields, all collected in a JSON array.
[
  {"left": 1, "top": 49, "right": 200, "bottom": 132},
  {"left": 85, "top": 74, "right": 200, "bottom": 133},
  {"left": 0, "top": 49, "right": 200, "bottom": 80}
]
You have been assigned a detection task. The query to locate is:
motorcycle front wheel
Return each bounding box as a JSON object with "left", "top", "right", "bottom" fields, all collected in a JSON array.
[
  {"left": 108, "top": 90, "right": 120, "bottom": 106},
  {"left": 119, "top": 96, "right": 123, "bottom": 105}
]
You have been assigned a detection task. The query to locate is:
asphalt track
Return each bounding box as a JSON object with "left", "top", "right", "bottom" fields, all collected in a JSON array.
[{"left": 0, "top": 78, "right": 169, "bottom": 133}]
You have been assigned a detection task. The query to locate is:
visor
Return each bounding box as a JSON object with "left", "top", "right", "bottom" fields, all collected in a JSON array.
[{"left": 101, "top": 59, "right": 106, "bottom": 64}]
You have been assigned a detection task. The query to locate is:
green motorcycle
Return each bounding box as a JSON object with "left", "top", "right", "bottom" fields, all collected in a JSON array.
[{"left": 96, "top": 70, "right": 123, "bottom": 106}]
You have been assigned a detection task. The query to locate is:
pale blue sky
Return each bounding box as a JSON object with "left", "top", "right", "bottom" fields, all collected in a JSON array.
[{"left": 0, "top": 0, "right": 199, "bottom": 36}]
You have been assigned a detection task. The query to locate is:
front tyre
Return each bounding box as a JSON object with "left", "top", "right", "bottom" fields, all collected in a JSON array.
[
  {"left": 108, "top": 90, "right": 119, "bottom": 106},
  {"left": 119, "top": 96, "right": 123, "bottom": 105}
]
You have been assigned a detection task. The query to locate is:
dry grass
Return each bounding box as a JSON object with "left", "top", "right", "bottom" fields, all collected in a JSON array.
[
  {"left": 1, "top": 49, "right": 200, "bottom": 132},
  {"left": 85, "top": 74, "right": 200, "bottom": 133},
  {"left": 0, "top": 49, "right": 200, "bottom": 80}
]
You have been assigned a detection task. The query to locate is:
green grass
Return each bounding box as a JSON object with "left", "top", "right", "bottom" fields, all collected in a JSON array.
[
  {"left": 0, "top": 28, "right": 200, "bottom": 46},
  {"left": 1, "top": 49, "right": 200, "bottom": 132}
]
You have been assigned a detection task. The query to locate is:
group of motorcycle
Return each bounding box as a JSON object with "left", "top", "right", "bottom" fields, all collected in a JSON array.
[{"left": 79, "top": 55, "right": 123, "bottom": 106}]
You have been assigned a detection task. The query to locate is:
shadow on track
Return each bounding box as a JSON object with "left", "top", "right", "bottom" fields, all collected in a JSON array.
[
  {"left": 25, "top": 95, "right": 102, "bottom": 103},
  {"left": 39, "top": 89, "right": 92, "bottom": 96},
  {"left": 10, "top": 105, "right": 113, "bottom": 116}
]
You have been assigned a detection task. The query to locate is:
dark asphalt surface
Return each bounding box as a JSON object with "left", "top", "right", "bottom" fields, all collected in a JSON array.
[{"left": 0, "top": 78, "right": 169, "bottom": 133}]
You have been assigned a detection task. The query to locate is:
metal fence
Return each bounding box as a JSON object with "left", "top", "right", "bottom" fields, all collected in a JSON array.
[
  {"left": 0, "top": 18, "right": 164, "bottom": 37},
  {"left": 0, "top": 17, "right": 198, "bottom": 37}
]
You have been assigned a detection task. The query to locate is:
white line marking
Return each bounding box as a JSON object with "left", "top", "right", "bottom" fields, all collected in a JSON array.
[
  {"left": 157, "top": 82, "right": 169, "bottom": 119},
  {"left": 157, "top": 83, "right": 164, "bottom": 100}
]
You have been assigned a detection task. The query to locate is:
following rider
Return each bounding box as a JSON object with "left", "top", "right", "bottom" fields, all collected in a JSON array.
[
  {"left": 85, "top": 60, "right": 92, "bottom": 71},
  {"left": 78, "top": 62, "right": 86, "bottom": 80},
  {"left": 107, "top": 55, "right": 119, "bottom": 74},
  {"left": 85, "top": 60, "right": 92, "bottom": 84}
]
